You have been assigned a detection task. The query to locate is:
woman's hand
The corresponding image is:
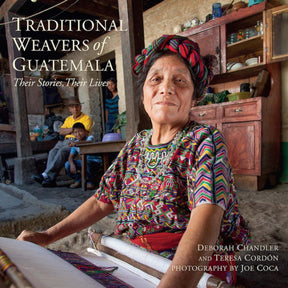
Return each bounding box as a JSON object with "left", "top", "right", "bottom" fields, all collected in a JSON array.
[
  {"left": 17, "top": 230, "right": 51, "bottom": 247},
  {"left": 17, "top": 197, "right": 114, "bottom": 248}
]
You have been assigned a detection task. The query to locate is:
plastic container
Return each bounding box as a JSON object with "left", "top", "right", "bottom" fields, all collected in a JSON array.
[
  {"left": 102, "top": 133, "right": 122, "bottom": 142},
  {"left": 248, "top": 0, "right": 264, "bottom": 7},
  {"left": 227, "top": 92, "right": 250, "bottom": 101},
  {"left": 33, "top": 125, "right": 43, "bottom": 141}
]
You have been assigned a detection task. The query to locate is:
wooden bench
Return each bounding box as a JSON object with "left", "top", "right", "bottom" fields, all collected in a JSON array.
[{"left": 0, "top": 139, "right": 57, "bottom": 182}]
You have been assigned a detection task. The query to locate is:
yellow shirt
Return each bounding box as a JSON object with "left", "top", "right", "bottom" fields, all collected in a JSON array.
[{"left": 61, "top": 112, "right": 93, "bottom": 139}]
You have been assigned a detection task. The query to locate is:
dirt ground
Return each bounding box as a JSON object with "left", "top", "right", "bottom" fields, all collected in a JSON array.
[{"left": 6, "top": 181, "right": 288, "bottom": 287}]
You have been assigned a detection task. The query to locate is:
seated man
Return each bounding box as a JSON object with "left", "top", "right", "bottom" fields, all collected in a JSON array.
[
  {"left": 33, "top": 97, "right": 93, "bottom": 187},
  {"left": 65, "top": 122, "right": 102, "bottom": 190}
]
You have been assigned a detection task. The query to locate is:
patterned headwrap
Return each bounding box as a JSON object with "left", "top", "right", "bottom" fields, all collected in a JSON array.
[{"left": 132, "top": 34, "right": 213, "bottom": 97}]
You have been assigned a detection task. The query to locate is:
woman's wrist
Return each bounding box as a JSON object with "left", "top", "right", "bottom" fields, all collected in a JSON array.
[{"left": 41, "top": 230, "right": 56, "bottom": 246}]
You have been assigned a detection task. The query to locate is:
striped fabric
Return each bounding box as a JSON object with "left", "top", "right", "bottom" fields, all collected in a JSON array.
[
  {"left": 132, "top": 35, "right": 213, "bottom": 98},
  {"left": 51, "top": 250, "right": 133, "bottom": 288},
  {"left": 105, "top": 95, "right": 119, "bottom": 123},
  {"left": 94, "top": 121, "right": 251, "bottom": 255}
]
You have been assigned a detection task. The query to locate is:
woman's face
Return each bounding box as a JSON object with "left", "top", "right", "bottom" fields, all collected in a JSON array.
[
  {"left": 143, "top": 54, "right": 194, "bottom": 128},
  {"left": 107, "top": 80, "right": 116, "bottom": 93}
]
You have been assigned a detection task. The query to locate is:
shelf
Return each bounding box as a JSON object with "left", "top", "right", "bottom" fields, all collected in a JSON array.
[
  {"left": 226, "top": 35, "right": 263, "bottom": 59},
  {"left": 212, "top": 64, "right": 265, "bottom": 84},
  {"left": 226, "top": 12, "right": 263, "bottom": 34},
  {"left": 0, "top": 124, "right": 16, "bottom": 132},
  {"left": 228, "top": 62, "right": 264, "bottom": 72},
  {"left": 180, "top": 2, "right": 267, "bottom": 37}
]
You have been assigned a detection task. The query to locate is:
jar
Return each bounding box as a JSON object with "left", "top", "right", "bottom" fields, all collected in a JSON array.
[
  {"left": 237, "top": 29, "right": 245, "bottom": 41},
  {"left": 240, "top": 83, "right": 250, "bottom": 92},
  {"left": 173, "top": 24, "right": 182, "bottom": 34},
  {"left": 255, "top": 20, "right": 263, "bottom": 35},
  {"left": 245, "top": 28, "right": 251, "bottom": 39},
  {"left": 230, "top": 33, "right": 237, "bottom": 43},
  {"left": 212, "top": 3, "right": 222, "bottom": 19}
]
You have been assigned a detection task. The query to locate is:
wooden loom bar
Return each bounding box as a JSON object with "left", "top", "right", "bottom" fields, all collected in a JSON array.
[
  {"left": 0, "top": 248, "right": 33, "bottom": 288},
  {"left": 90, "top": 233, "right": 234, "bottom": 288}
]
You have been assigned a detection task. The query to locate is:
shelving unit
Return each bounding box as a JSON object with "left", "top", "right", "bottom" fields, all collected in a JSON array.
[
  {"left": 178, "top": 2, "right": 288, "bottom": 191},
  {"left": 226, "top": 35, "right": 263, "bottom": 59},
  {"left": 212, "top": 64, "right": 265, "bottom": 85}
]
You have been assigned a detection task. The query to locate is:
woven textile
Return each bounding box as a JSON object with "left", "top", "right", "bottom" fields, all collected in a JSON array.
[
  {"left": 51, "top": 250, "right": 133, "bottom": 288},
  {"left": 94, "top": 121, "right": 251, "bottom": 255}
]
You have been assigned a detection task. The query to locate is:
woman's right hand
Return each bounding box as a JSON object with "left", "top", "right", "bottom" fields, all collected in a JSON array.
[{"left": 17, "top": 230, "right": 51, "bottom": 247}]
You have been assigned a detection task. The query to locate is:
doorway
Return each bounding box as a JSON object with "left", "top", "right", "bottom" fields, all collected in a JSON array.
[
  {"left": 100, "top": 56, "right": 117, "bottom": 135},
  {"left": 87, "top": 51, "right": 116, "bottom": 141}
]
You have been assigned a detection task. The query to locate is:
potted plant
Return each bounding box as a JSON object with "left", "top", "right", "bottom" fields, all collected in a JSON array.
[{"left": 112, "top": 111, "right": 126, "bottom": 139}]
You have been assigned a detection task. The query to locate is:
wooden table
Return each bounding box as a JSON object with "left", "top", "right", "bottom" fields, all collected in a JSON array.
[{"left": 77, "top": 140, "right": 126, "bottom": 190}]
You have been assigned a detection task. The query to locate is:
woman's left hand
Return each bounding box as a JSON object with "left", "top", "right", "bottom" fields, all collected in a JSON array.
[{"left": 17, "top": 230, "right": 51, "bottom": 247}]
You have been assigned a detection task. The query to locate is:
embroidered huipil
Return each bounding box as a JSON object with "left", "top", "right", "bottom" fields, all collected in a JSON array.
[{"left": 94, "top": 121, "right": 251, "bottom": 254}]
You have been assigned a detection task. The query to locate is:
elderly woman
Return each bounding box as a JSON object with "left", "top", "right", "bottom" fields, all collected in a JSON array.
[{"left": 18, "top": 35, "right": 250, "bottom": 287}]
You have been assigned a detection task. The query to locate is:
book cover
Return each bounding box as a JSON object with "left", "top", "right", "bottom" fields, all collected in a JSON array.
[{"left": 0, "top": 1, "right": 287, "bottom": 288}]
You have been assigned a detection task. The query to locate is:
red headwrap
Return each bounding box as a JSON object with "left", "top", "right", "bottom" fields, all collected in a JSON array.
[{"left": 132, "top": 35, "right": 213, "bottom": 98}]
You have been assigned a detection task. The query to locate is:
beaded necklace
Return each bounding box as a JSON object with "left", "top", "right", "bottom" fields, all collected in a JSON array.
[{"left": 136, "top": 128, "right": 184, "bottom": 185}]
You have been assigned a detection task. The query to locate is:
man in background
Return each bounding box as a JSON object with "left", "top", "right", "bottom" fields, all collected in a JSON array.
[{"left": 33, "top": 97, "right": 93, "bottom": 187}]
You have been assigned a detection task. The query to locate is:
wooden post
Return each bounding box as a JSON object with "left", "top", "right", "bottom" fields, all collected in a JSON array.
[
  {"left": 118, "top": 0, "right": 146, "bottom": 140},
  {"left": 0, "top": 0, "right": 27, "bottom": 19},
  {"left": 4, "top": 11, "right": 37, "bottom": 184}
]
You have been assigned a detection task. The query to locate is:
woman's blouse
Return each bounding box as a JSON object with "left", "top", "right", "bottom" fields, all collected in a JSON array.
[
  {"left": 105, "top": 95, "right": 119, "bottom": 123},
  {"left": 94, "top": 121, "right": 251, "bottom": 252}
]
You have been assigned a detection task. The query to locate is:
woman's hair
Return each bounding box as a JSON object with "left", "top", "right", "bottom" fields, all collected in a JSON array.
[
  {"left": 107, "top": 77, "right": 118, "bottom": 91},
  {"left": 105, "top": 77, "right": 118, "bottom": 99}
]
